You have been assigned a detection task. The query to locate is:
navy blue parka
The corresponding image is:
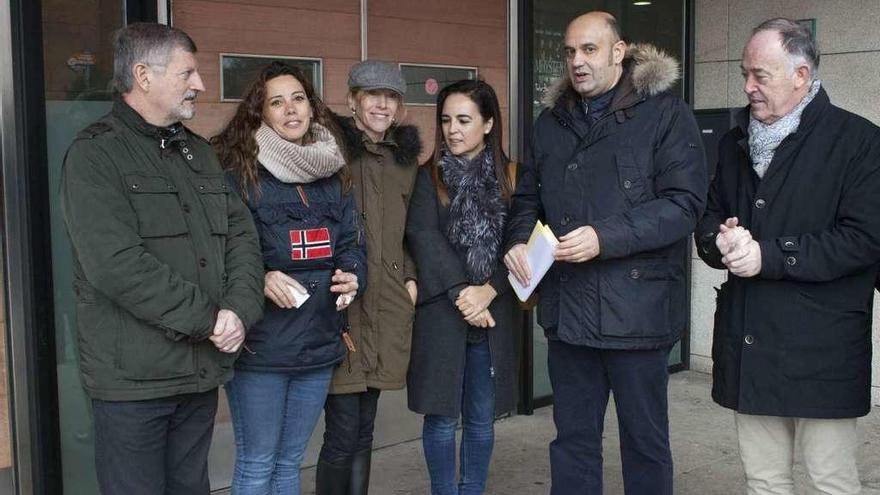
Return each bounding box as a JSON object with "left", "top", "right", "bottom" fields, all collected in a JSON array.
[
  {"left": 505, "top": 44, "right": 707, "bottom": 349},
  {"left": 229, "top": 168, "right": 367, "bottom": 372}
]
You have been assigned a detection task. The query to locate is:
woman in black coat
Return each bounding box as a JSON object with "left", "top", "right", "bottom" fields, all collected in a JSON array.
[{"left": 405, "top": 80, "right": 517, "bottom": 495}]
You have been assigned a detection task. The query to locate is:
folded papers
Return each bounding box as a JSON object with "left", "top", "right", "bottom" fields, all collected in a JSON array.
[{"left": 508, "top": 220, "right": 559, "bottom": 302}]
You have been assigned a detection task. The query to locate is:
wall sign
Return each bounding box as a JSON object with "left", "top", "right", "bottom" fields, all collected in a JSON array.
[
  {"left": 220, "top": 54, "right": 322, "bottom": 102},
  {"left": 399, "top": 63, "right": 478, "bottom": 105}
]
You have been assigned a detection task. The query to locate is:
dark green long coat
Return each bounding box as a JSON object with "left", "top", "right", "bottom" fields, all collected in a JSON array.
[{"left": 328, "top": 116, "right": 422, "bottom": 394}]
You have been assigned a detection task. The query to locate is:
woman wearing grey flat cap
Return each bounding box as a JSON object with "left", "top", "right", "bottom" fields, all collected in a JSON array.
[{"left": 314, "top": 60, "right": 422, "bottom": 495}]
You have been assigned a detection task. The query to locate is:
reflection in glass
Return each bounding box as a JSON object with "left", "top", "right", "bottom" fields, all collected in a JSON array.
[{"left": 0, "top": 180, "right": 13, "bottom": 491}]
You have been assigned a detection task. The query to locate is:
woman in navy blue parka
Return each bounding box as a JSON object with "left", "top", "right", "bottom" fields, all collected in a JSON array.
[{"left": 213, "top": 62, "right": 366, "bottom": 495}]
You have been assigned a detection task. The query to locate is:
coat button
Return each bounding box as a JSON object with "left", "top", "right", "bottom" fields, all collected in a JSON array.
[
  {"left": 744, "top": 335, "right": 754, "bottom": 345},
  {"left": 561, "top": 215, "right": 570, "bottom": 226},
  {"left": 199, "top": 258, "right": 207, "bottom": 267},
  {"left": 199, "top": 185, "right": 206, "bottom": 191},
  {"left": 199, "top": 368, "right": 208, "bottom": 378},
  {"left": 560, "top": 273, "right": 569, "bottom": 282},
  {"left": 567, "top": 162, "right": 578, "bottom": 171},
  {"left": 786, "top": 256, "right": 797, "bottom": 266},
  {"left": 784, "top": 241, "right": 795, "bottom": 248},
  {"left": 623, "top": 179, "right": 633, "bottom": 189},
  {"left": 630, "top": 269, "right": 641, "bottom": 279},
  {"left": 182, "top": 203, "right": 191, "bottom": 213},
  {"left": 186, "top": 154, "right": 194, "bottom": 160},
  {"left": 182, "top": 147, "right": 189, "bottom": 154},
  {"left": 755, "top": 198, "right": 766, "bottom": 208},
  {"left": 131, "top": 183, "right": 140, "bottom": 190}
]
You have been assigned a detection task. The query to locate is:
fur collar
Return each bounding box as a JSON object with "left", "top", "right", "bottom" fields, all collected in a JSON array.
[
  {"left": 542, "top": 43, "right": 680, "bottom": 109},
  {"left": 333, "top": 114, "right": 422, "bottom": 166}
]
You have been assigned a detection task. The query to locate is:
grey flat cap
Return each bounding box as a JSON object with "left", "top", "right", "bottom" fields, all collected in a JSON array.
[{"left": 348, "top": 60, "right": 406, "bottom": 95}]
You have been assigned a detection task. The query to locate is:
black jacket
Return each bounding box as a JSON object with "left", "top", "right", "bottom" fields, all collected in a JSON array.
[
  {"left": 230, "top": 169, "right": 367, "bottom": 372},
  {"left": 695, "top": 88, "right": 880, "bottom": 418},
  {"left": 406, "top": 167, "right": 518, "bottom": 417},
  {"left": 506, "top": 44, "right": 707, "bottom": 349}
]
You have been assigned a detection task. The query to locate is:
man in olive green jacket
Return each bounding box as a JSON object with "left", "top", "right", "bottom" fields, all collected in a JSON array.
[{"left": 60, "top": 24, "right": 263, "bottom": 495}]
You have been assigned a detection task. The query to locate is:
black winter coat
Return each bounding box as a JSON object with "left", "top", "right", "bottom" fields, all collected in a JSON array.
[
  {"left": 406, "top": 167, "right": 518, "bottom": 417},
  {"left": 230, "top": 169, "right": 367, "bottom": 372},
  {"left": 695, "top": 88, "right": 880, "bottom": 418},
  {"left": 506, "top": 44, "right": 707, "bottom": 349}
]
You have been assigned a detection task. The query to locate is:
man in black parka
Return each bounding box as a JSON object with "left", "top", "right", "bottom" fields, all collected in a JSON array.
[
  {"left": 695, "top": 18, "right": 880, "bottom": 495},
  {"left": 504, "top": 12, "right": 706, "bottom": 495}
]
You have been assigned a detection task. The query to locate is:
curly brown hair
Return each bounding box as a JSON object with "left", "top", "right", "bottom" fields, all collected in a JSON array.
[{"left": 212, "top": 61, "right": 349, "bottom": 200}]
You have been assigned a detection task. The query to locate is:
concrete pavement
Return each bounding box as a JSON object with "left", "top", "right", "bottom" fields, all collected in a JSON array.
[{"left": 299, "top": 371, "right": 880, "bottom": 494}]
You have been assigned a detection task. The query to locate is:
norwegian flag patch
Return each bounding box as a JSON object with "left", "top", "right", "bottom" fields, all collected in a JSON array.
[{"left": 290, "top": 228, "right": 333, "bottom": 260}]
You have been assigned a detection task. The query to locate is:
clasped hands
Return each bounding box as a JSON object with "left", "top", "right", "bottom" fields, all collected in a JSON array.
[
  {"left": 455, "top": 284, "right": 498, "bottom": 328},
  {"left": 716, "top": 217, "right": 761, "bottom": 277}
]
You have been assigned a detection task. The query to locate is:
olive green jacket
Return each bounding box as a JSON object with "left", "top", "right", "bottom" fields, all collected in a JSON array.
[
  {"left": 60, "top": 100, "right": 264, "bottom": 401},
  {"left": 329, "top": 116, "right": 422, "bottom": 393}
]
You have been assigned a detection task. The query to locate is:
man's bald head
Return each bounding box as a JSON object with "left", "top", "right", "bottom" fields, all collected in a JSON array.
[
  {"left": 564, "top": 11, "right": 626, "bottom": 98},
  {"left": 567, "top": 12, "right": 622, "bottom": 44}
]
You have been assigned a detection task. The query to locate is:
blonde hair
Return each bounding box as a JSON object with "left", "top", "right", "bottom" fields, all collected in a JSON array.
[{"left": 347, "top": 88, "right": 408, "bottom": 125}]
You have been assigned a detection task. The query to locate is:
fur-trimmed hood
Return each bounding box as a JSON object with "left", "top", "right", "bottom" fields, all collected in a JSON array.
[
  {"left": 542, "top": 43, "right": 680, "bottom": 109},
  {"left": 333, "top": 114, "right": 422, "bottom": 166}
]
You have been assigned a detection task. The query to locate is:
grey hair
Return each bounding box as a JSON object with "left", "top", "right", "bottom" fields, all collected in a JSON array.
[
  {"left": 113, "top": 23, "right": 197, "bottom": 93},
  {"left": 753, "top": 18, "right": 819, "bottom": 78}
]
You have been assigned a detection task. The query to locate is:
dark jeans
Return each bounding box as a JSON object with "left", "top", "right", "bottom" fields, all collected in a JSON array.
[
  {"left": 92, "top": 388, "right": 218, "bottom": 495},
  {"left": 422, "top": 339, "right": 495, "bottom": 495},
  {"left": 548, "top": 340, "right": 673, "bottom": 495},
  {"left": 319, "top": 387, "right": 381, "bottom": 463}
]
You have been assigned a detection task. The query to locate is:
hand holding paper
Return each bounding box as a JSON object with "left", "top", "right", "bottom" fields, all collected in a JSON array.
[
  {"left": 507, "top": 220, "right": 559, "bottom": 302},
  {"left": 265, "top": 270, "right": 308, "bottom": 309}
]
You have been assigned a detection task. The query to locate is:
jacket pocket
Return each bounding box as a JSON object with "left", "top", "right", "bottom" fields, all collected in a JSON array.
[
  {"left": 615, "top": 149, "right": 649, "bottom": 206},
  {"left": 117, "top": 314, "right": 195, "bottom": 380},
  {"left": 124, "top": 174, "right": 188, "bottom": 237},
  {"left": 73, "top": 280, "right": 120, "bottom": 374},
  {"left": 599, "top": 259, "right": 679, "bottom": 338},
  {"left": 191, "top": 174, "right": 229, "bottom": 235}
]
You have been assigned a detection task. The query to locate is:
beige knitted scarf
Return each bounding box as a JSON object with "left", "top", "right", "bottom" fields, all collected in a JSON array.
[{"left": 255, "top": 122, "right": 346, "bottom": 183}]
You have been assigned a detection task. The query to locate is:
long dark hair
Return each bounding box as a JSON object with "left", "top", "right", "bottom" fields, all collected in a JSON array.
[
  {"left": 425, "top": 79, "right": 512, "bottom": 206},
  {"left": 212, "top": 61, "right": 349, "bottom": 199}
]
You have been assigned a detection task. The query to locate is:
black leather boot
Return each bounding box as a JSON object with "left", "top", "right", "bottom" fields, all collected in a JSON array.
[
  {"left": 315, "top": 456, "right": 351, "bottom": 495},
  {"left": 348, "top": 448, "right": 372, "bottom": 495}
]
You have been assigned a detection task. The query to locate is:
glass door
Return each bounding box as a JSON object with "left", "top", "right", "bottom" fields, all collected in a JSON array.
[{"left": 43, "top": 3, "right": 124, "bottom": 492}]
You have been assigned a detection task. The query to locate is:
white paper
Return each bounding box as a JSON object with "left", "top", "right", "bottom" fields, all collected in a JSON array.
[
  {"left": 288, "top": 284, "right": 310, "bottom": 308},
  {"left": 336, "top": 294, "right": 353, "bottom": 310},
  {"left": 508, "top": 221, "right": 559, "bottom": 302}
]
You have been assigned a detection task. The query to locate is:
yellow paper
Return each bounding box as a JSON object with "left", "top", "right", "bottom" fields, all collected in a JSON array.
[{"left": 508, "top": 220, "right": 559, "bottom": 302}]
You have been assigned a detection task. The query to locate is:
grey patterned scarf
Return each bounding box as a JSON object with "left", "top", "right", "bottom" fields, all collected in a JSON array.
[
  {"left": 439, "top": 145, "right": 507, "bottom": 285},
  {"left": 748, "top": 80, "right": 821, "bottom": 178}
]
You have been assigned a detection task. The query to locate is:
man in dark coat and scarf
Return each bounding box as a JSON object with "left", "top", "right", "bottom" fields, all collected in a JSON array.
[
  {"left": 505, "top": 11, "right": 706, "bottom": 495},
  {"left": 696, "top": 18, "right": 880, "bottom": 495}
]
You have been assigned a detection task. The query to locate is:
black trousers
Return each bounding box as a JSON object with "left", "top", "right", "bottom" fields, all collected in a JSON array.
[
  {"left": 319, "top": 388, "right": 381, "bottom": 463},
  {"left": 92, "top": 388, "right": 218, "bottom": 495},
  {"left": 548, "top": 340, "right": 673, "bottom": 495}
]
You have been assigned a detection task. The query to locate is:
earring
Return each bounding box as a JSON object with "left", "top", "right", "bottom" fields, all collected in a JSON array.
[{"left": 350, "top": 107, "right": 357, "bottom": 116}]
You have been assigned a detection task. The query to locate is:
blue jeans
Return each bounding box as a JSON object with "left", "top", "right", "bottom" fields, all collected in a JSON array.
[
  {"left": 548, "top": 340, "right": 673, "bottom": 495},
  {"left": 422, "top": 339, "right": 495, "bottom": 495},
  {"left": 225, "top": 366, "right": 333, "bottom": 495}
]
